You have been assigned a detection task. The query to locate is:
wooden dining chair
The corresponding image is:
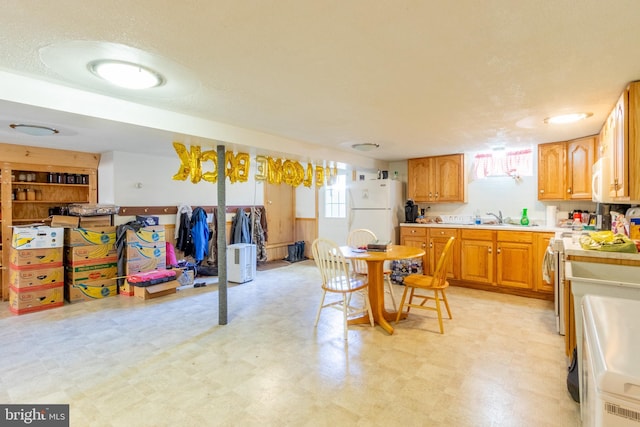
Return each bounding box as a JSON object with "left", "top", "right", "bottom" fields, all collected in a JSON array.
[
  {"left": 312, "top": 238, "right": 374, "bottom": 340},
  {"left": 346, "top": 228, "right": 398, "bottom": 310},
  {"left": 395, "top": 236, "right": 455, "bottom": 334}
]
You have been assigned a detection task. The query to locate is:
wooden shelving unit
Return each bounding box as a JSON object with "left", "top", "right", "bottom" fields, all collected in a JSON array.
[{"left": 0, "top": 143, "right": 100, "bottom": 301}]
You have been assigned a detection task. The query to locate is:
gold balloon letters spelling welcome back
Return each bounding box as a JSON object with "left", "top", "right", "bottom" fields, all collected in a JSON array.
[{"left": 172, "top": 142, "right": 336, "bottom": 187}]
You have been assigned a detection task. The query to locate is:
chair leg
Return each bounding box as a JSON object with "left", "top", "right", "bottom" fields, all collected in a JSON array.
[
  {"left": 342, "top": 294, "right": 349, "bottom": 340},
  {"left": 441, "top": 289, "right": 452, "bottom": 319},
  {"left": 315, "top": 290, "right": 327, "bottom": 327},
  {"left": 363, "top": 289, "right": 374, "bottom": 327},
  {"left": 384, "top": 273, "right": 397, "bottom": 311},
  {"left": 395, "top": 286, "right": 410, "bottom": 323},
  {"left": 434, "top": 290, "right": 444, "bottom": 334}
]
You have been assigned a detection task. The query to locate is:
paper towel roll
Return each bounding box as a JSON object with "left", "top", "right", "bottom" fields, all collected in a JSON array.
[{"left": 546, "top": 206, "right": 557, "bottom": 227}]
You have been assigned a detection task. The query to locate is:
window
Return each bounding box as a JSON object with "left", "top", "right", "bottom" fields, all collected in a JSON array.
[
  {"left": 324, "top": 174, "right": 346, "bottom": 218},
  {"left": 471, "top": 148, "right": 533, "bottom": 180}
]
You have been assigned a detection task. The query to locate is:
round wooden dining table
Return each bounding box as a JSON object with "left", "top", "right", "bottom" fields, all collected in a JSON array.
[{"left": 340, "top": 244, "right": 426, "bottom": 335}]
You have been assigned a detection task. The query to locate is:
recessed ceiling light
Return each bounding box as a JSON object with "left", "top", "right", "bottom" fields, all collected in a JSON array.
[
  {"left": 352, "top": 143, "right": 380, "bottom": 151},
  {"left": 544, "top": 112, "right": 593, "bottom": 125},
  {"left": 88, "top": 60, "right": 164, "bottom": 89},
  {"left": 10, "top": 123, "right": 59, "bottom": 136}
]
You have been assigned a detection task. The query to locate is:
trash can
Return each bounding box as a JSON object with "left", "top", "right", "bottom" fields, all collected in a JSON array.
[{"left": 566, "top": 261, "right": 640, "bottom": 418}]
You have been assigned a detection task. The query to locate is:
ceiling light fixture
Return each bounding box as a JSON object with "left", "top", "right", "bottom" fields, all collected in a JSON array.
[
  {"left": 88, "top": 60, "right": 164, "bottom": 89},
  {"left": 352, "top": 143, "right": 380, "bottom": 152},
  {"left": 544, "top": 112, "right": 593, "bottom": 125},
  {"left": 10, "top": 123, "right": 59, "bottom": 136}
]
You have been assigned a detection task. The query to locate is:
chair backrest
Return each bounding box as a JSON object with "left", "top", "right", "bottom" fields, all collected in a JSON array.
[
  {"left": 430, "top": 236, "right": 455, "bottom": 288},
  {"left": 346, "top": 228, "right": 377, "bottom": 275},
  {"left": 312, "top": 238, "right": 354, "bottom": 292}
]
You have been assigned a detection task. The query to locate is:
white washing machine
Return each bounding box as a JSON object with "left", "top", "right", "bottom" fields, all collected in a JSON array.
[{"left": 582, "top": 295, "right": 640, "bottom": 426}]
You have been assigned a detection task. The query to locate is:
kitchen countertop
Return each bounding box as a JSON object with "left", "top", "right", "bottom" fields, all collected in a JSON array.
[
  {"left": 563, "top": 237, "right": 640, "bottom": 261},
  {"left": 400, "top": 222, "right": 567, "bottom": 233}
]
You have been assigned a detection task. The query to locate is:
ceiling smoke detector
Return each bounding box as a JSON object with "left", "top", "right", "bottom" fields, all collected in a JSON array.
[
  {"left": 352, "top": 143, "right": 380, "bottom": 152},
  {"left": 10, "top": 123, "right": 59, "bottom": 136}
]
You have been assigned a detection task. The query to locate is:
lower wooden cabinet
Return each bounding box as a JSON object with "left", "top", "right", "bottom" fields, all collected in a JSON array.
[
  {"left": 495, "top": 231, "right": 533, "bottom": 290},
  {"left": 460, "top": 229, "right": 494, "bottom": 284}
]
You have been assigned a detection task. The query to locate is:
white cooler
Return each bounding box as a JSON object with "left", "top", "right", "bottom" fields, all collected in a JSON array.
[
  {"left": 582, "top": 295, "right": 640, "bottom": 426},
  {"left": 226, "top": 243, "right": 256, "bottom": 283}
]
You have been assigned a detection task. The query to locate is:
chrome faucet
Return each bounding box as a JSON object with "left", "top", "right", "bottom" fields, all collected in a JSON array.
[{"left": 486, "top": 210, "right": 503, "bottom": 224}]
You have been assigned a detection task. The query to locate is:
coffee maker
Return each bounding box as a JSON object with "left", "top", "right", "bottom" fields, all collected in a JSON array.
[{"left": 405, "top": 200, "right": 419, "bottom": 223}]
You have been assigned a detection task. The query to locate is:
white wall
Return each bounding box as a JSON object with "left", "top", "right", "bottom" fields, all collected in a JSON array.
[{"left": 99, "top": 150, "right": 265, "bottom": 225}]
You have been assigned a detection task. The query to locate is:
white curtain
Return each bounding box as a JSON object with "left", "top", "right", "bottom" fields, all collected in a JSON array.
[{"left": 472, "top": 149, "right": 532, "bottom": 180}]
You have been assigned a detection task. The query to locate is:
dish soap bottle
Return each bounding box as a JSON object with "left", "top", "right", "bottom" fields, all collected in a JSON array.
[{"left": 520, "top": 208, "right": 530, "bottom": 226}]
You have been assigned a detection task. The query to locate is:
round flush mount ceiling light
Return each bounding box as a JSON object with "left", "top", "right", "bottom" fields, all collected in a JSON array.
[
  {"left": 352, "top": 143, "right": 380, "bottom": 151},
  {"left": 10, "top": 123, "right": 59, "bottom": 136},
  {"left": 39, "top": 41, "right": 200, "bottom": 99},
  {"left": 544, "top": 112, "right": 593, "bottom": 125},
  {"left": 88, "top": 60, "right": 164, "bottom": 89}
]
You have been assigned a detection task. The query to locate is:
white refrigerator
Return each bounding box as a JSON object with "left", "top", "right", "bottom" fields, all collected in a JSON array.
[{"left": 347, "top": 179, "right": 404, "bottom": 244}]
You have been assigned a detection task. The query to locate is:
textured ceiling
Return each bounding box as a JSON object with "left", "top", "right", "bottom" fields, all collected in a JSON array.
[{"left": 1, "top": 1, "right": 640, "bottom": 169}]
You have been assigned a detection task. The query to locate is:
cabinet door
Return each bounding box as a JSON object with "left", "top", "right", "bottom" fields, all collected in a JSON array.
[
  {"left": 434, "top": 154, "right": 464, "bottom": 202},
  {"left": 609, "top": 92, "right": 628, "bottom": 199},
  {"left": 460, "top": 239, "right": 494, "bottom": 284},
  {"left": 264, "top": 181, "right": 295, "bottom": 260},
  {"left": 407, "top": 157, "right": 432, "bottom": 202},
  {"left": 534, "top": 233, "right": 554, "bottom": 293},
  {"left": 496, "top": 241, "right": 533, "bottom": 289},
  {"left": 428, "top": 228, "right": 458, "bottom": 278},
  {"left": 567, "top": 136, "right": 595, "bottom": 200},
  {"left": 538, "top": 142, "right": 566, "bottom": 200}
]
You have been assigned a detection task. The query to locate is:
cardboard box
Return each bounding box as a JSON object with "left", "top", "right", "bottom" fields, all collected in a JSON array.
[
  {"left": 9, "top": 283, "right": 64, "bottom": 315},
  {"left": 12, "top": 226, "right": 64, "bottom": 249},
  {"left": 119, "top": 279, "right": 136, "bottom": 296},
  {"left": 65, "top": 262, "right": 118, "bottom": 284},
  {"left": 64, "top": 226, "right": 116, "bottom": 246},
  {"left": 134, "top": 280, "right": 178, "bottom": 300},
  {"left": 125, "top": 257, "right": 167, "bottom": 274},
  {"left": 64, "top": 244, "right": 117, "bottom": 265},
  {"left": 9, "top": 247, "right": 63, "bottom": 267},
  {"left": 133, "top": 270, "right": 181, "bottom": 300},
  {"left": 79, "top": 215, "right": 113, "bottom": 227},
  {"left": 126, "top": 226, "right": 165, "bottom": 245},
  {"left": 9, "top": 266, "right": 64, "bottom": 288},
  {"left": 126, "top": 243, "right": 166, "bottom": 261},
  {"left": 136, "top": 215, "right": 160, "bottom": 226},
  {"left": 48, "top": 215, "right": 80, "bottom": 228},
  {"left": 65, "top": 280, "right": 117, "bottom": 303}
]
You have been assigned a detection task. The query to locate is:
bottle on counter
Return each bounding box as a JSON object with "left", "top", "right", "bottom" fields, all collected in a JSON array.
[
  {"left": 572, "top": 212, "right": 583, "bottom": 243},
  {"left": 520, "top": 208, "right": 530, "bottom": 226}
]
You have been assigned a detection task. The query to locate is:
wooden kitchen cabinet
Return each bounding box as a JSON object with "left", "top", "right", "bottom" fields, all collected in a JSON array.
[
  {"left": 534, "top": 232, "right": 554, "bottom": 293},
  {"left": 428, "top": 228, "right": 459, "bottom": 279},
  {"left": 460, "top": 229, "right": 494, "bottom": 285},
  {"left": 407, "top": 154, "right": 465, "bottom": 203},
  {"left": 538, "top": 136, "right": 595, "bottom": 201},
  {"left": 597, "top": 81, "right": 640, "bottom": 203},
  {"left": 495, "top": 231, "right": 533, "bottom": 290}
]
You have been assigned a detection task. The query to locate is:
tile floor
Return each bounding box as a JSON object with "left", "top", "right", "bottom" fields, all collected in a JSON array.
[{"left": 0, "top": 261, "right": 581, "bottom": 426}]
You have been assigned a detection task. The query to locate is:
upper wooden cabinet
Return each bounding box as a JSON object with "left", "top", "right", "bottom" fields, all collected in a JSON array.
[
  {"left": 597, "top": 81, "right": 640, "bottom": 203},
  {"left": 407, "top": 154, "right": 465, "bottom": 203},
  {"left": 537, "top": 136, "right": 595, "bottom": 201}
]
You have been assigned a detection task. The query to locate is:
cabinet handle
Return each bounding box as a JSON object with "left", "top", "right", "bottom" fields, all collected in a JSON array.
[
  {"left": 497, "top": 248, "right": 501, "bottom": 254},
  {"left": 411, "top": 229, "right": 416, "bottom": 234},
  {"left": 540, "top": 189, "right": 544, "bottom": 194},
  {"left": 421, "top": 243, "right": 426, "bottom": 249},
  {"left": 428, "top": 192, "right": 433, "bottom": 199},
  {"left": 429, "top": 242, "right": 433, "bottom": 248},
  {"left": 567, "top": 188, "right": 572, "bottom": 193},
  {"left": 488, "top": 247, "right": 492, "bottom": 254},
  {"left": 435, "top": 192, "right": 439, "bottom": 199}
]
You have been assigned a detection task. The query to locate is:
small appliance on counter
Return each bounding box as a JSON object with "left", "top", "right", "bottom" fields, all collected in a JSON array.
[{"left": 404, "top": 199, "right": 418, "bottom": 223}]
